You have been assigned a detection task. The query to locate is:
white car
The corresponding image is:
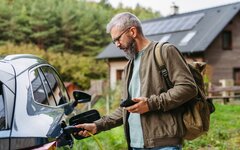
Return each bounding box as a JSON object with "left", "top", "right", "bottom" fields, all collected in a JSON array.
[{"left": 0, "top": 54, "right": 99, "bottom": 149}]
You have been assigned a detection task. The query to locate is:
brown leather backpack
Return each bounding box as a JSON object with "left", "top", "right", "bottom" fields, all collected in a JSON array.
[{"left": 154, "top": 42, "right": 215, "bottom": 140}]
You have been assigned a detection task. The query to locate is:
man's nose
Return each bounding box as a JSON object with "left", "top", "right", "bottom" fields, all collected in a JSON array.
[{"left": 114, "top": 41, "right": 121, "bottom": 48}]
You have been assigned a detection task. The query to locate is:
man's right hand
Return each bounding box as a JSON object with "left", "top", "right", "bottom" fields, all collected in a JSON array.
[{"left": 75, "top": 123, "right": 97, "bottom": 137}]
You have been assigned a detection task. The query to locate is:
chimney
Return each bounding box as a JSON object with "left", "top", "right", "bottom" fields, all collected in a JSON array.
[{"left": 170, "top": 2, "right": 179, "bottom": 15}]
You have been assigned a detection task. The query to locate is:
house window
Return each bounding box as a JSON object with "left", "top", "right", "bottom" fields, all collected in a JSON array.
[
  {"left": 116, "top": 69, "right": 124, "bottom": 81},
  {"left": 222, "top": 30, "right": 232, "bottom": 50},
  {"left": 233, "top": 68, "right": 240, "bottom": 85}
]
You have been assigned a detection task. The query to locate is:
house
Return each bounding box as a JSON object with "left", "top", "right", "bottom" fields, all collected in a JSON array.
[{"left": 97, "top": 2, "right": 240, "bottom": 89}]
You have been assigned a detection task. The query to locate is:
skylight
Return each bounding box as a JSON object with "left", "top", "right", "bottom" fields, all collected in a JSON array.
[
  {"left": 159, "top": 34, "right": 171, "bottom": 43},
  {"left": 179, "top": 31, "right": 197, "bottom": 46}
]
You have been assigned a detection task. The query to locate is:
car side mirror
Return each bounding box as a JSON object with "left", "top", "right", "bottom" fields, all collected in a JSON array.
[
  {"left": 72, "top": 90, "right": 91, "bottom": 107},
  {"left": 64, "top": 91, "right": 91, "bottom": 115}
]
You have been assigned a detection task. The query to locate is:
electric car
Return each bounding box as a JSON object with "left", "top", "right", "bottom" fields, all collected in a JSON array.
[{"left": 0, "top": 54, "right": 93, "bottom": 149}]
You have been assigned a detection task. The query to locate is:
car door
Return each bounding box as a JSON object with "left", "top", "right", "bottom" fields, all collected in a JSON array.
[
  {"left": 0, "top": 82, "right": 10, "bottom": 150},
  {"left": 10, "top": 64, "right": 73, "bottom": 149},
  {"left": 0, "top": 62, "right": 16, "bottom": 150},
  {"left": 28, "top": 65, "right": 72, "bottom": 138}
]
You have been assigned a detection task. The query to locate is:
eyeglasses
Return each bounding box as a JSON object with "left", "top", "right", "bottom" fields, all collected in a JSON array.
[{"left": 112, "top": 27, "right": 131, "bottom": 44}]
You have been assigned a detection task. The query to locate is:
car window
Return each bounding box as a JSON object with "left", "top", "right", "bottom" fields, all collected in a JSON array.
[
  {"left": 0, "top": 82, "right": 6, "bottom": 130},
  {"left": 37, "top": 69, "right": 57, "bottom": 106},
  {"left": 29, "top": 69, "right": 49, "bottom": 105},
  {"left": 40, "top": 66, "right": 69, "bottom": 106}
]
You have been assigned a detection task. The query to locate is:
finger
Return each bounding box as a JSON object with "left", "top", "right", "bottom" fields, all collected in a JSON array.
[
  {"left": 129, "top": 106, "right": 136, "bottom": 112},
  {"left": 134, "top": 108, "right": 138, "bottom": 112},
  {"left": 83, "top": 130, "right": 90, "bottom": 137},
  {"left": 125, "top": 106, "right": 132, "bottom": 111},
  {"left": 125, "top": 107, "right": 132, "bottom": 112},
  {"left": 132, "top": 98, "right": 141, "bottom": 102},
  {"left": 78, "top": 130, "right": 88, "bottom": 137},
  {"left": 75, "top": 124, "right": 84, "bottom": 129},
  {"left": 78, "top": 130, "right": 84, "bottom": 136},
  {"left": 128, "top": 107, "right": 138, "bottom": 113}
]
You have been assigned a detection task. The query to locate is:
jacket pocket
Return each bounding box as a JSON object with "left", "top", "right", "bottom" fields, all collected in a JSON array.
[{"left": 143, "top": 111, "right": 177, "bottom": 138}]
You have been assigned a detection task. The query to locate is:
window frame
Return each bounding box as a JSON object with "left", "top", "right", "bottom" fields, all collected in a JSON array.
[
  {"left": 116, "top": 69, "right": 124, "bottom": 81},
  {"left": 29, "top": 65, "right": 70, "bottom": 107},
  {"left": 222, "top": 30, "right": 232, "bottom": 50},
  {"left": 233, "top": 68, "right": 240, "bottom": 86},
  {"left": 179, "top": 31, "right": 197, "bottom": 46},
  {"left": 38, "top": 68, "right": 57, "bottom": 106},
  {"left": 40, "top": 66, "right": 70, "bottom": 106},
  {"left": 30, "top": 69, "right": 50, "bottom": 105}
]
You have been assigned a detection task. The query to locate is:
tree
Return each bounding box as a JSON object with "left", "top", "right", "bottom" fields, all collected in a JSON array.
[
  {"left": 29, "top": 0, "right": 59, "bottom": 50},
  {"left": 0, "top": 0, "right": 13, "bottom": 44}
]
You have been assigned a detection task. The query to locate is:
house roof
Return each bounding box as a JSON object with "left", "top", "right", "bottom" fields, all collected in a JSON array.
[{"left": 97, "top": 2, "right": 240, "bottom": 59}]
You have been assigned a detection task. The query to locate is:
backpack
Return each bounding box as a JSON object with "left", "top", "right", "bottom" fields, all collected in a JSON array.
[{"left": 154, "top": 42, "right": 215, "bottom": 140}]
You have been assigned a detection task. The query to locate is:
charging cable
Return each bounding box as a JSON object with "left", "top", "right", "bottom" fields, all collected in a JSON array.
[
  {"left": 86, "top": 131, "right": 104, "bottom": 150},
  {"left": 63, "top": 126, "right": 104, "bottom": 150}
]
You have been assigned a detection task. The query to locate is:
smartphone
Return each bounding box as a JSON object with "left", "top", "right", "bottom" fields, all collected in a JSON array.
[{"left": 120, "top": 98, "right": 136, "bottom": 107}]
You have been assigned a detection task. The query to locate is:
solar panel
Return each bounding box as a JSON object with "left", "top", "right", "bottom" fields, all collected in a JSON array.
[
  {"left": 142, "top": 22, "right": 155, "bottom": 35},
  {"left": 143, "top": 13, "right": 204, "bottom": 35},
  {"left": 153, "top": 21, "right": 168, "bottom": 34}
]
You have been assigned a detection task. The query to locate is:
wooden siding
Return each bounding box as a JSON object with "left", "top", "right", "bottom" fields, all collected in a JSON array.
[{"left": 204, "top": 12, "right": 240, "bottom": 85}]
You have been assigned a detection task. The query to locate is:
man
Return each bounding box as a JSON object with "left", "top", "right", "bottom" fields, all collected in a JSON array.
[{"left": 76, "top": 12, "right": 197, "bottom": 150}]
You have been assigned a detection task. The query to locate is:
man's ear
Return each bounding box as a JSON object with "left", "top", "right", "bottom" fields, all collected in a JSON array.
[{"left": 129, "top": 26, "right": 137, "bottom": 38}]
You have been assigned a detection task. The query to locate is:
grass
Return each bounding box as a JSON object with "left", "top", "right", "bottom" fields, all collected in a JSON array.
[
  {"left": 183, "top": 102, "right": 240, "bottom": 150},
  {"left": 71, "top": 126, "right": 126, "bottom": 150},
  {"left": 64, "top": 102, "right": 240, "bottom": 150}
]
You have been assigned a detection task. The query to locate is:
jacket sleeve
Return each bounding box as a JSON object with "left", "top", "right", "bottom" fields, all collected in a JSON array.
[
  {"left": 94, "top": 107, "right": 123, "bottom": 132},
  {"left": 147, "top": 44, "right": 198, "bottom": 112}
]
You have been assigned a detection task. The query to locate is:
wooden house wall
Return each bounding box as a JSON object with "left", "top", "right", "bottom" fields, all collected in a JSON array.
[{"left": 204, "top": 12, "right": 240, "bottom": 85}]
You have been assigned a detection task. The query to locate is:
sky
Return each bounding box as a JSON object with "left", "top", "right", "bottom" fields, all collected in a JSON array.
[{"left": 97, "top": 0, "right": 240, "bottom": 16}]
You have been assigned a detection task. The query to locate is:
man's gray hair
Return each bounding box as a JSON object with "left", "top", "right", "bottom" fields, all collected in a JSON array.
[{"left": 106, "top": 12, "right": 143, "bottom": 35}]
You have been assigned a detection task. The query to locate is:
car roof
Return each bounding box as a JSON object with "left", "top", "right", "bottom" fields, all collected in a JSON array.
[
  {"left": 0, "top": 54, "right": 49, "bottom": 91},
  {"left": 0, "top": 54, "right": 48, "bottom": 76}
]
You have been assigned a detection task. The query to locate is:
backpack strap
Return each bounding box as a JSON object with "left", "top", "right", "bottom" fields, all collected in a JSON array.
[
  {"left": 155, "top": 42, "right": 206, "bottom": 100},
  {"left": 154, "top": 42, "right": 173, "bottom": 89},
  {"left": 154, "top": 42, "right": 165, "bottom": 67}
]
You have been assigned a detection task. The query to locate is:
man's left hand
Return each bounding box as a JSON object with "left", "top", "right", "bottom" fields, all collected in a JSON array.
[{"left": 125, "top": 97, "right": 149, "bottom": 114}]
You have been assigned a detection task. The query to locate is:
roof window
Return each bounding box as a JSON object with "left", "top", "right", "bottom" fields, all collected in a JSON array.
[
  {"left": 179, "top": 31, "right": 196, "bottom": 46},
  {"left": 159, "top": 34, "right": 171, "bottom": 43}
]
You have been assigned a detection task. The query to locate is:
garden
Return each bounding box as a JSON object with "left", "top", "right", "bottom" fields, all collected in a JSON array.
[{"left": 72, "top": 102, "right": 240, "bottom": 150}]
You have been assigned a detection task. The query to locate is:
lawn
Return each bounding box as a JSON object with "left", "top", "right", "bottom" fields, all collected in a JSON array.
[
  {"left": 184, "top": 102, "right": 240, "bottom": 150},
  {"left": 70, "top": 102, "right": 240, "bottom": 150}
]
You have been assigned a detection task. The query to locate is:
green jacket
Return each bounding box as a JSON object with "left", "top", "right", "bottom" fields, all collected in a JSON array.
[{"left": 95, "top": 41, "right": 197, "bottom": 149}]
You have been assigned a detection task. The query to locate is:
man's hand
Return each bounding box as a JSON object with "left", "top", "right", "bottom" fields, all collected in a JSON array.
[
  {"left": 125, "top": 97, "right": 149, "bottom": 114},
  {"left": 75, "top": 123, "right": 97, "bottom": 137}
]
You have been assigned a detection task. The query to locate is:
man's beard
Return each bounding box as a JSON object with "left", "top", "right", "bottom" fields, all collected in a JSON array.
[{"left": 124, "top": 38, "right": 136, "bottom": 60}]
